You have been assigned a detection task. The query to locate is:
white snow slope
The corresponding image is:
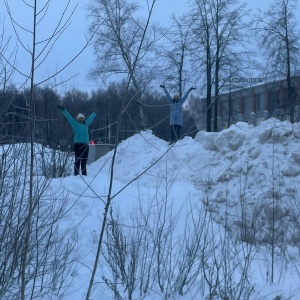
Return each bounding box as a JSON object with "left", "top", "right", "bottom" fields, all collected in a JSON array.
[{"left": 6, "top": 118, "right": 300, "bottom": 300}]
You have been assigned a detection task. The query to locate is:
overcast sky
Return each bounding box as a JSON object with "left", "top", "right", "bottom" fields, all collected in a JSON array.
[{"left": 1, "top": 0, "right": 297, "bottom": 94}]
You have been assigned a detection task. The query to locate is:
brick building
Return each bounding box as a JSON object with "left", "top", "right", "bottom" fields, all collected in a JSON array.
[{"left": 198, "top": 76, "right": 300, "bottom": 131}]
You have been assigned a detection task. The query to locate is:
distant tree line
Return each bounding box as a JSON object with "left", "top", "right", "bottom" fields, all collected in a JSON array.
[{"left": 0, "top": 83, "right": 198, "bottom": 150}]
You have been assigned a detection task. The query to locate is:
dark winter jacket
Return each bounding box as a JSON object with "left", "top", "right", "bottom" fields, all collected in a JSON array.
[
  {"left": 62, "top": 109, "right": 96, "bottom": 144},
  {"left": 163, "top": 88, "right": 192, "bottom": 126}
]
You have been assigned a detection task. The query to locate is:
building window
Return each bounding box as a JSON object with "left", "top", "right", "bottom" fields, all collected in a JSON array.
[
  {"left": 256, "top": 94, "right": 261, "bottom": 112},
  {"left": 240, "top": 97, "right": 245, "bottom": 115},
  {"left": 229, "top": 97, "right": 233, "bottom": 116},
  {"left": 274, "top": 91, "right": 281, "bottom": 108},
  {"left": 268, "top": 90, "right": 280, "bottom": 110}
]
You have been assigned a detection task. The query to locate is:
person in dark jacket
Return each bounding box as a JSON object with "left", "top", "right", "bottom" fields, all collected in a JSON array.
[
  {"left": 160, "top": 85, "right": 195, "bottom": 144},
  {"left": 57, "top": 105, "right": 96, "bottom": 176}
]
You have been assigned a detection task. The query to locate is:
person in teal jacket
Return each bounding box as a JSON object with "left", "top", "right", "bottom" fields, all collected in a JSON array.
[
  {"left": 160, "top": 85, "right": 195, "bottom": 144},
  {"left": 57, "top": 105, "right": 96, "bottom": 176}
]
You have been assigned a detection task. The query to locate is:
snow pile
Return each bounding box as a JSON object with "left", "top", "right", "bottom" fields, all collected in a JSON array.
[
  {"left": 57, "top": 119, "right": 300, "bottom": 299},
  {"left": 3, "top": 118, "right": 300, "bottom": 299}
]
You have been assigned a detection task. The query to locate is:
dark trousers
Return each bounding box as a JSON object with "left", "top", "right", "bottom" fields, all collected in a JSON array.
[
  {"left": 170, "top": 124, "right": 182, "bottom": 143},
  {"left": 74, "top": 143, "right": 89, "bottom": 176}
]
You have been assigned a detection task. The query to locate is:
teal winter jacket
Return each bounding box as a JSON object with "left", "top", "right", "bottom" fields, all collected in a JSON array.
[{"left": 62, "top": 109, "right": 96, "bottom": 144}]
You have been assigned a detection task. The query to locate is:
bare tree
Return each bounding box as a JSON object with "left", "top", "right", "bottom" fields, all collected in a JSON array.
[
  {"left": 0, "top": 15, "right": 16, "bottom": 92},
  {"left": 0, "top": 143, "right": 77, "bottom": 299},
  {"left": 254, "top": 0, "right": 300, "bottom": 123},
  {"left": 100, "top": 171, "right": 203, "bottom": 299},
  {"left": 84, "top": 2, "right": 160, "bottom": 299},
  {"left": 1, "top": 0, "right": 92, "bottom": 298},
  {"left": 88, "top": 0, "right": 160, "bottom": 130},
  {"left": 189, "top": 0, "right": 254, "bottom": 132},
  {"left": 101, "top": 208, "right": 151, "bottom": 300},
  {"left": 0, "top": 14, "right": 17, "bottom": 144},
  {"left": 159, "top": 15, "right": 194, "bottom": 96},
  {"left": 98, "top": 164, "right": 259, "bottom": 299}
]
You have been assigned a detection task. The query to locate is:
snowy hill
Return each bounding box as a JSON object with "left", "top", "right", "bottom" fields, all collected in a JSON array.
[
  {"left": 2, "top": 118, "right": 300, "bottom": 299},
  {"left": 63, "top": 118, "right": 300, "bottom": 299}
]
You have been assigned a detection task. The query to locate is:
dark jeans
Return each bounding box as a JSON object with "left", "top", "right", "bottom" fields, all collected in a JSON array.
[
  {"left": 170, "top": 124, "right": 182, "bottom": 143},
  {"left": 74, "top": 143, "right": 89, "bottom": 176}
]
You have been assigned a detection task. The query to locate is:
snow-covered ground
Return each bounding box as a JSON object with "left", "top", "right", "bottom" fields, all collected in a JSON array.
[
  {"left": 4, "top": 118, "right": 300, "bottom": 299},
  {"left": 53, "top": 118, "right": 300, "bottom": 299}
]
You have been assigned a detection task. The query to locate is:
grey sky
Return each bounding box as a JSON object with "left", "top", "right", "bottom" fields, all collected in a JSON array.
[{"left": 1, "top": 0, "right": 296, "bottom": 93}]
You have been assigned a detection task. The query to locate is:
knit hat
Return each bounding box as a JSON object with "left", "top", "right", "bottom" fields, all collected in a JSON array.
[
  {"left": 77, "top": 113, "right": 85, "bottom": 120},
  {"left": 173, "top": 94, "right": 179, "bottom": 103}
]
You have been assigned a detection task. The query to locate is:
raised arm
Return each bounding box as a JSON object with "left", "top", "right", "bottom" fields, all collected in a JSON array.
[
  {"left": 57, "top": 105, "right": 77, "bottom": 128},
  {"left": 62, "top": 109, "right": 78, "bottom": 127},
  {"left": 180, "top": 86, "right": 196, "bottom": 104},
  {"left": 160, "top": 84, "right": 173, "bottom": 104},
  {"left": 86, "top": 112, "right": 96, "bottom": 126}
]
